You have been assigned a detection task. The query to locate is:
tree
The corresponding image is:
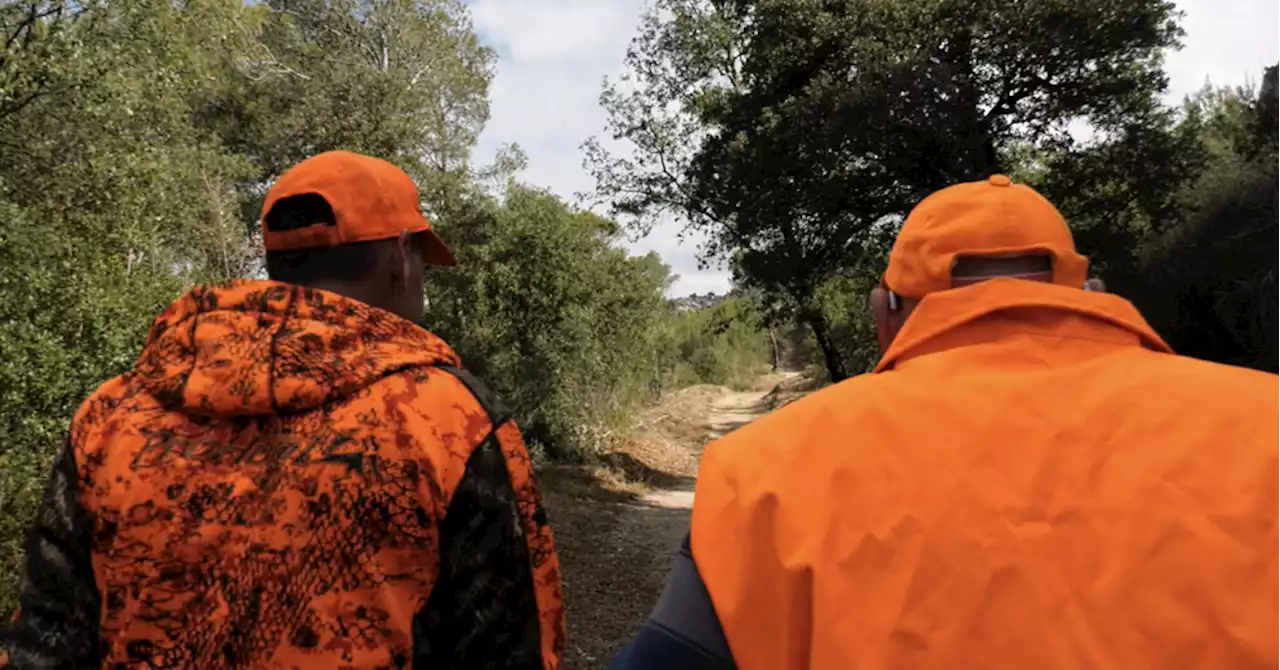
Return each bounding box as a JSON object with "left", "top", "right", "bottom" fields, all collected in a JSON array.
[
  {"left": 0, "top": 0, "right": 779, "bottom": 620},
  {"left": 1030, "top": 99, "right": 1206, "bottom": 283},
  {"left": 583, "top": 0, "right": 750, "bottom": 249},
  {"left": 657, "top": 293, "right": 771, "bottom": 389},
  {"left": 589, "top": 0, "right": 1183, "bottom": 380},
  {"left": 1147, "top": 73, "right": 1278, "bottom": 371},
  {"left": 1142, "top": 147, "right": 1277, "bottom": 371},
  {"left": 192, "top": 0, "right": 496, "bottom": 207},
  {"left": 0, "top": 0, "right": 258, "bottom": 613},
  {"left": 1039, "top": 69, "right": 1278, "bottom": 372},
  {"left": 425, "top": 183, "right": 676, "bottom": 460},
  {"left": 0, "top": 0, "right": 98, "bottom": 125},
  {"left": 1250, "top": 66, "right": 1278, "bottom": 157}
]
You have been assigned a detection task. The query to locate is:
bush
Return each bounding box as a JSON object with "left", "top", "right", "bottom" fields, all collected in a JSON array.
[
  {"left": 1136, "top": 154, "right": 1278, "bottom": 371},
  {"left": 427, "top": 184, "right": 775, "bottom": 461},
  {"left": 811, "top": 273, "right": 882, "bottom": 378},
  {"left": 426, "top": 184, "right": 678, "bottom": 461},
  {"left": 0, "top": 209, "right": 190, "bottom": 617},
  {"left": 658, "top": 296, "right": 772, "bottom": 390}
]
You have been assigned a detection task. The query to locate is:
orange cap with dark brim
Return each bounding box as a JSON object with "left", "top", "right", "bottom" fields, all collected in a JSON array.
[
  {"left": 883, "top": 174, "right": 1087, "bottom": 298},
  {"left": 259, "top": 151, "right": 455, "bottom": 266}
]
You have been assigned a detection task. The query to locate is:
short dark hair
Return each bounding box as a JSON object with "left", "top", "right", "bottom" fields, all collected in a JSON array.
[{"left": 263, "top": 194, "right": 423, "bottom": 285}]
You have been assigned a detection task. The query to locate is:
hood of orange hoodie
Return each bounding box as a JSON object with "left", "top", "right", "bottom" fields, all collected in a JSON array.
[{"left": 132, "top": 280, "right": 461, "bottom": 417}]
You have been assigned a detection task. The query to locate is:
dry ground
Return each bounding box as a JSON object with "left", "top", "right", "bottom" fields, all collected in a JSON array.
[{"left": 540, "top": 372, "right": 811, "bottom": 668}]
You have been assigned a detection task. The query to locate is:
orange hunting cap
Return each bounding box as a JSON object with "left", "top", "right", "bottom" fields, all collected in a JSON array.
[
  {"left": 883, "top": 174, "right": 1088, "bottom": 299},
  {"left": 260, "top": 151, "right": 455, "bottom": 266}
]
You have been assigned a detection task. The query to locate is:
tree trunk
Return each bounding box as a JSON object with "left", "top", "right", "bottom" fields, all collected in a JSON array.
[
  {"left": 949, "top": 23, "right": 998, "bottom": 179},
  {"left": 769, "top": 326, "right": 781, "bottom": 372},
  {"left": 804, "top": 309, "right": 848, "bottom": 382},
  {"left": 980, "top": 136, "right": 999, "bottom": 174},
  {"left": 1250, "top": 66, "right": 1278, "bottom": 154}
]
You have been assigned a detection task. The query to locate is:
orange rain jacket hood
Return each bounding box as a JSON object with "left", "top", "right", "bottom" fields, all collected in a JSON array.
[
  {"left": 691, "top": 279, "right": 1278, "bottom": 670},
  {"left": 133, "top": 280, "right": 461, "bottom": 417},
  {"left": 5, "top": 280, "right": 564, "bottom": 669}
]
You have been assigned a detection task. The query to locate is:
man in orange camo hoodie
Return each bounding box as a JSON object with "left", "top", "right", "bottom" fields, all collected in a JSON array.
[
  {"left": 611, "top": 175, "right": 1278, "bottom": 670},
  {"left": 2, "top": 151, "right": 565, "bottom": 669}
]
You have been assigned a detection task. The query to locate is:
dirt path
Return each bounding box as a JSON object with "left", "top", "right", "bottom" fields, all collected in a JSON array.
[
  {"left": 633, "top": 387, "right": 780, "bottom": 510},
  {"left": 542, "top": 375, "right": 799, "bottom": 668}
]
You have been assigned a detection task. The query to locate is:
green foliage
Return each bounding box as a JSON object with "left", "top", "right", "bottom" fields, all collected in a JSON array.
[
  {"left": 427, "top": 184, "right": 663, "bottom": 459},
  {"left": 0, "top": 0, "right": 521, "bottom": 618},
  {"left": 1032, "top": 71, "right": 1278, "bottom": 372},
  {"left": 0, "top": 0, "right": 772, "bottom": 618},
  {"left": 811, "top": 275, "right": 881, "bottom": 377},
  {"left": 196, "top": 0, "right": 495, "bottom": 189},
  {"left": 590, "top": 0, "right": 1183, "bottom": 382},
  {"left": 1031, "top": 99, "right": 1205, "bottom": 280},
  {"left": 0, "top": 229, "right": 180, "bottom": 610},
  {"left": 0, "top": 0, "right": 260, "bottom": 612},
  {"left": 1128, "top": 74, "right": 1275, "bottom": 371},
  {"left": 426, "top": 184, "right": 770, "bottom": 461},
  {"left": 658, "top": 296, "right": 772, "bottom": 390},
  {"left": 3, "top": 0, "right": 1271, "bottom": 627},
  {"left": 1141, "top": 150, "right": 1277, "bottom": 371},
  {"left": 582, "top": 0, "right": 747, "bottom": 240}
]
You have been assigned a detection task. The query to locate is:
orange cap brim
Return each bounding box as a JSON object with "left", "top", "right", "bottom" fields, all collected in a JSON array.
[{"left": 422, "top": 228, "right": 456, "bottom": 266}]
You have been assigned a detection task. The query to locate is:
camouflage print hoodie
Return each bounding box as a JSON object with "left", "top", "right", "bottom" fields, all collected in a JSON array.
[{"left": 2, "top": 279, "right": 565, "bottom": 669}]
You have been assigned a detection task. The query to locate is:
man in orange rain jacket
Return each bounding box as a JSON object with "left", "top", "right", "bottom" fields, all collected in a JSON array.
[
  {"left": 612, "top": 175, "right": 1278, "bottom": 670},
  {"left": 2, "top": 151, "right": 565, "bottom": 669}
]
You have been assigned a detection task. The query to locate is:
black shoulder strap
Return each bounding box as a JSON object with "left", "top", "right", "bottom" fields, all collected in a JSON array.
[{"left": 434, "top": 366, "right": 513, "bottom": 428}]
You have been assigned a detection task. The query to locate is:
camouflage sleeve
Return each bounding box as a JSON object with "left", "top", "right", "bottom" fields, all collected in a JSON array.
[
  {"left": 410, "top": 371, "right": 543, "bottom": 669},
  {"left": 410, "top": 430, "right": 541, "bottom": 668},
  {"left": 2, "top": 440, "right": 102, "bottom": 669}
]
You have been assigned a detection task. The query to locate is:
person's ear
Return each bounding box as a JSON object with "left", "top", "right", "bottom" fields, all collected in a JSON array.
[
  {"left": 869, "top": 287, "right": 896, "bottom": 353},
  {"left": 390, "top": 229, "right": 412, "bottom": 287}
]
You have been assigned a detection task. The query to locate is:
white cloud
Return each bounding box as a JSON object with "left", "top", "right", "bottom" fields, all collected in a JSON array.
[
  {"left": 468, "top": 0, "right": 1278, "bottom": 298},
  {"left": 467, "top": 0, "right": 729, "bottom": 297},
  {"left": 1164, "top": 0, "right": 1279, "bottom": 102}
]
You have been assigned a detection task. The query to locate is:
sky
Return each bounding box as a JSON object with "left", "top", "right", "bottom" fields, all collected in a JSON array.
[{"left": 467, "top": 0, "right": 1280, "bottom": 298}]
